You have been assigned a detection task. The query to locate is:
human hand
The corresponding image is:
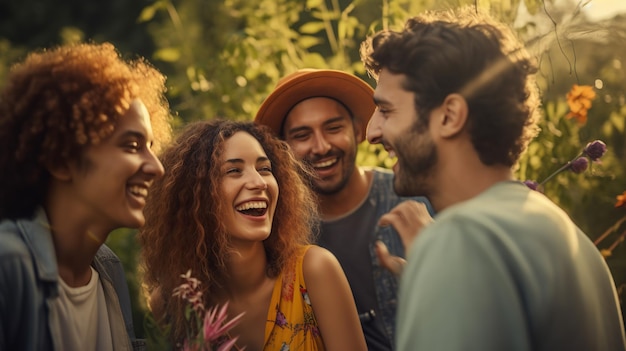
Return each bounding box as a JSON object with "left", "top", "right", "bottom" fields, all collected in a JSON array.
[
  {"left": 378, "top": 200, "right": 433, "bottom": 251},
  {"left": 375, "top": 240, "right": 406, "bottom": 276}
]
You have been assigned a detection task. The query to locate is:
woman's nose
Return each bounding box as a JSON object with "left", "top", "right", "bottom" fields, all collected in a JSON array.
[
  {"left": 144, "top": 149, "right": 165, "bottom": 178},
  {"left": 247, "top": 171, "right": 268, "bottom": 190}
]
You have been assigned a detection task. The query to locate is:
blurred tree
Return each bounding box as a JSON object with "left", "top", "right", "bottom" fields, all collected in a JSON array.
[{"left": 0, "top": 0, "right": 155, "bottom": 82}]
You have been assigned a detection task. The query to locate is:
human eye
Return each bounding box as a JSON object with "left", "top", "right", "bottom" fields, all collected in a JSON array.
[
  {"left": 225, "top": 167, "right": 242, "bottom": 175},
  {"left": 291, "top": 133, "right": 309, "bottom": 141},
  {"left": 124, "top": 140, "right": 141, "bottom": 153},
  {"left": 327, "top": 124, "right": 344, "bottom": 133},
  {"left": 377, "top": 106, "right": 392, "bottom": 118},
  {"left": 258, "top": 164, "right": 273, "bottom": 174}
]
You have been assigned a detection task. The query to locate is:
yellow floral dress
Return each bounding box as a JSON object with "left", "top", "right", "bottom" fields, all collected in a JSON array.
[{"left": 263, "top": 245, "right": 325, "bottom": 350}]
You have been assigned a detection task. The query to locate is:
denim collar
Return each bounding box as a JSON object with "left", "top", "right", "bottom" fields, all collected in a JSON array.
[{"left": 16, "top": 208, "right": 58, "bottom": 283}]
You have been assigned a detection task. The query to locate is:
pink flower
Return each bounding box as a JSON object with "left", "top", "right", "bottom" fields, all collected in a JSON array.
[
  {"left": 173, "top": 270, "right": 205, "bottom": 314},
  {"left": 173, "top": 270, "right": 244, "bottom": 351},
  {"left": 202, "top": 302, "right": 245, "bottom": 344}
]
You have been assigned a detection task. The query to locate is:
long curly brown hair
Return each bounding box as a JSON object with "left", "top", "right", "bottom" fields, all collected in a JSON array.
[
  {"left": 139, "top": 119, "right": 318, "bottom": 343},
  {"left": 360, "top": 6, "right": 541, "bottom": 167},
  {"left": 0, "top": 42, "right": 172, "bottom": 220}
]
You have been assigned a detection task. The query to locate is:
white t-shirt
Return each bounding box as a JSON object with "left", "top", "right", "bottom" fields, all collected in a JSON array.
[{"left": 55, "top": 266, "right": 114, "bottom": 351}]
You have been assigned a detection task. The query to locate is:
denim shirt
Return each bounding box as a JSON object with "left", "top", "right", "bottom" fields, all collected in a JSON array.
[
  {"left": 0, "top": 209, "right": 145, "bottom": 351},
  {"left": 367, "top": 169, "right": 434, "bottom": 350}
]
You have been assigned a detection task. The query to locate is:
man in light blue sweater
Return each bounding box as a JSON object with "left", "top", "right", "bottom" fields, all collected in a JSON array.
[{"left": 361, "top": 6, "right": 626, "bottom": 351}]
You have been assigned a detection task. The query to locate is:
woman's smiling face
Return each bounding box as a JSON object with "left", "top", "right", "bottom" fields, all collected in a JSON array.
[
  {"left": 65, "top": 99, "right": 165, "bottom": 236},
  {"left": 219, "top": 131, "right": 279, "bottom": 244}
]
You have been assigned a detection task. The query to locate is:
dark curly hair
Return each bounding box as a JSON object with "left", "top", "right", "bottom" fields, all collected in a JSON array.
[
  {"left": 138, "top": 119, "right": 318, "bottom": 343},
  {"left": 360, "top": 6, "right": 541, "bottom": 167},
  {"left": 0, "top": 42, "right": 172, "bottom": 220}
]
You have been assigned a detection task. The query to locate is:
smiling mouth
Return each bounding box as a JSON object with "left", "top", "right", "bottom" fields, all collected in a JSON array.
[
  {"left": 382, "top": 143, "right": 397, "bottom": 159},
  {"left": 129, "top": 185, "right": 148, "bottom": 198},
  {"left": 312, "top": 158, "right": 338, "bottom": 169},
  {"left": 236, "top": 201, "right": 268, "bottom": 217}
]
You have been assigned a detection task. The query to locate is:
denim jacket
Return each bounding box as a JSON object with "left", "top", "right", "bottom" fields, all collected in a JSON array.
[
  {"left": 0, "top": 209, "right": 145, "bottom": 351},
  {"left": 367, "top": 169, "right": 434, "bottom": 350}
]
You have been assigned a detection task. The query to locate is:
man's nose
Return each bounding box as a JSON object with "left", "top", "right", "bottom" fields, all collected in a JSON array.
[
  {"left": 367, "top": 111, "right": 383, "bottom": 144},
  {"left": 311, "top": 133, "right": 331, "bottom": 154}
]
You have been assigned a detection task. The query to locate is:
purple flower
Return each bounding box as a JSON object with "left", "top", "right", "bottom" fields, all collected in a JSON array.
[
  {"left": 583, "top": 140, "right": 607, "bottom": 161},
  {"left": 523, "top": 180, "right": 539, "bottom": 191},
  {"left": 275, "top": 310, "right": 288, "bottom": 327},
  {"left": 569, "top": 157, "right": 589, "bottom": 174}
]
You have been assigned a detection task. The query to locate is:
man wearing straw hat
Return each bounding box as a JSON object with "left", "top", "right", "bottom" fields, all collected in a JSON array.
[{"left": 255, "top": 69, "right": 433, "bottom": 350}]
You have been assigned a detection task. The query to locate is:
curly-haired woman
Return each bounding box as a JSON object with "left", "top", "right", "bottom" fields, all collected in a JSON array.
[
  {"left": 139, "top": 120, "right": 366, "bottom": 351},
  {"left": 0, "top": 42, "right": 172, "bottom": 351}
]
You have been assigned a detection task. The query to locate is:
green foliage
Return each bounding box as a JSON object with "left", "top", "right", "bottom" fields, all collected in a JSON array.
[
  {"left": 105, "top": 229, "right": 147, "bottom": 337},
  {"left": 143, "top": 310, "right": 173, "bottom": 350}
]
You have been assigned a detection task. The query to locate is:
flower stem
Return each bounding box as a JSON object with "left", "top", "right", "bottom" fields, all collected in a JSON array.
[
  {"left": 539, "top": 152, "right": 583, "bottom": 186},
  {"left": 607, "top": 231, "right": 626, "bottom": 252},
  {"left": 594, "top": 215, "right": 626, "bottom": 245},
  {"left": 540, "top": 162, "right": 570, "bottom": 186}
]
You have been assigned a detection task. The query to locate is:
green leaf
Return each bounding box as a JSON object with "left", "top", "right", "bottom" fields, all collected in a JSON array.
[
  {"left": 301, "top": 52, "right": 327, "bottom": 67},
  {"left": 153, "top": 48, "right": 181, "bottom": 62},
  {"left": 610, "top": 111, "right": 625, "bottom": 133},
  {"left": 138, "top": 1, "right": 166, "bottom": 23},
  {"left": 299, "top": 21, "right": 326, "bottom": 35},
  {"left": 530, "top": 155, "right": 542, "bottom": 170},
  {"left": 338, "top": 20, "right": 346, "bottom": 41},
  {"left": 184, "top": 305, "right": 193, "bottom": 321},
  {"left": 306, "top": 0, "right": 324, "bottom": 8},
  {"left": 297, "top": 35, "right": 323, "bottom": 49},
  {"left": 524, "top": 0, "right": 541, "bottom": 15}
]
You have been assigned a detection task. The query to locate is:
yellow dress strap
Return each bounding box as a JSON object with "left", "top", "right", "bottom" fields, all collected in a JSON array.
[{"left": 263, "top": 245, "right": 324, "bottom": 350}]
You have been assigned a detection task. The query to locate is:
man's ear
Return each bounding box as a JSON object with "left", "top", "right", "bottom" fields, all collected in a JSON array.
[
  {"left": 437, "top": 93, "right": 468, "bottom": 139},
  {"left": 46, "top": 162, "right": 72, "bottom": 181}
]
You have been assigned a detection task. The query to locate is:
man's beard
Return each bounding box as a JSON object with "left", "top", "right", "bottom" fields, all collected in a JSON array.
[
  {"left": 393, "top": 129, "right": 438, "bottom": 197},
  {"left": 306, "top": 147, "right": 356, "bottom": 195}
]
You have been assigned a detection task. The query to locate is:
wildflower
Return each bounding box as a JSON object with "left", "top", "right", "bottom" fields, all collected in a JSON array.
[
  {"left": 569, "top": 157, "right": 589, "bottom": 174},
  {"left": 202, "top": 302, "right": 244, "bottom": 344},
  {"left": 523, "top": 180, "right": 539, "bottom": 191},
  {"left": 584, "top": 140, "right": 607, "bottom": 161},
  {"left": 565, "top": 84, "right": 596, "bottom": 124},
  {"left": 173, "top": 270, "right": 205, "bottom": 315},
  {"left": 524, "top": 139, "right": 607, "bottom": 192},
  {"left": 172, "top": 271, "right": 243, "bottom": 351},
  {"left": 616, "top": 191, "right": 626, "bottom": 208}
]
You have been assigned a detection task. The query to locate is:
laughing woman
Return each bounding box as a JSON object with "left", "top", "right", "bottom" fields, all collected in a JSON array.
[{"left": 139, "top": 120, "right": 366, "bottom": 351}]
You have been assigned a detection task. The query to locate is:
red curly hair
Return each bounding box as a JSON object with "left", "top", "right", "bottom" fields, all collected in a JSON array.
[
  {"left": 0, "top": 42, "right": 172, "bottom": 220},
  {"left": 139, "top": 119, "right": 318, "bottom": 343}
]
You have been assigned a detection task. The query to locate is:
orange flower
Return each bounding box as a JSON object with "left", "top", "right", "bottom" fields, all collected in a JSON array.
[
  {"left": 616, "top": 191, "right": 626, "bottom": 208},
  {"left": 566, "top": 84, "right": 596, "bottom": 124}
]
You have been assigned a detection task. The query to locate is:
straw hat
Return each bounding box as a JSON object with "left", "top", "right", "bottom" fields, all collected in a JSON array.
[{"left": 254, "top": 69, "right": 375, "bottom": 142}]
